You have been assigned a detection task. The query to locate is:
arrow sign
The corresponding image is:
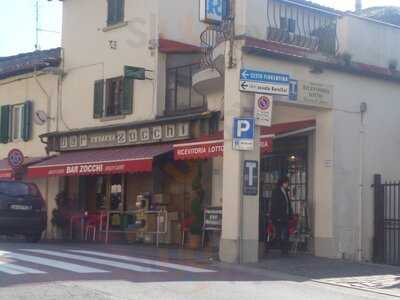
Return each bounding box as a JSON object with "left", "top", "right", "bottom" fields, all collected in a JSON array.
[
  {"left": 241, "top": 70, "right": 249, "bottom": 80},
  {"left": 239, "top": 68, "right": 290, "bottom": 96}
]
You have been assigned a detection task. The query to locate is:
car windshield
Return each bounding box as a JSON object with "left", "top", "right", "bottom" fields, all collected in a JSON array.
[{"left": 0, "top": 182, "right": 38, "bottom": 197}]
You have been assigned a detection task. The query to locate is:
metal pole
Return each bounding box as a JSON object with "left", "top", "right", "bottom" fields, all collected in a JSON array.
[
  {"left": 35, "top": 0, "right": 39, "bottom": 50},
  {"left": 239, "top": 151, "right": 244, "bottom": 264}
]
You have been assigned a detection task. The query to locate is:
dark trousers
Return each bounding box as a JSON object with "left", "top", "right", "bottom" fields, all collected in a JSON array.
[{"left": 274, "top": 221, "right": 289, "bottom": 254}]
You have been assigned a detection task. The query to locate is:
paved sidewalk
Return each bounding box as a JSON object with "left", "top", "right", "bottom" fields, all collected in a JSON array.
[{"left": 239, "top": 251, "right": 400, "bottom": 298}]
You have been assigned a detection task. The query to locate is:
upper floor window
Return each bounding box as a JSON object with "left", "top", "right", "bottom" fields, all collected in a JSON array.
[
  {"left": 166, "top": 64, "right": 206, "bottom": 115},
  {"left": 107, "top": 0, "right": 125, "bottom": 26},
  {"left": 11, "top": 104, "right": 24, "bottom": 141},
  {"left": 0, "top": 101, "right": 33, "bottom": 144},
  {"left": 93, "top": 77, "right": 133, "bottom": 119}
]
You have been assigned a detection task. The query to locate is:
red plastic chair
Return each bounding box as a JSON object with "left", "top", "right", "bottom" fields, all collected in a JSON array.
[{"left": 180, "top": 216, "right": 194, "bottom": 248}]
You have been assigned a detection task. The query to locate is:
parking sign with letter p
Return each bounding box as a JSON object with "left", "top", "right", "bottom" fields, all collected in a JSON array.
[{"left": 233, "top": 117, "right": 255, "bottom": 151}]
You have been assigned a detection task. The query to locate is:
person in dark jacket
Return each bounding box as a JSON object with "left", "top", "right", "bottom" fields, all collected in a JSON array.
[{"left": 271, "top": 176, "right": 293, "bottom": 255}]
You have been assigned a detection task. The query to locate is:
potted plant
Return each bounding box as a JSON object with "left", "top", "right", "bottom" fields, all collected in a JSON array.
[
  {"left": 51, "top": 192, "right": 71, "bottom": 240},
  {"left": 187, "top": 165, "right": 204, "bottom": 249}
]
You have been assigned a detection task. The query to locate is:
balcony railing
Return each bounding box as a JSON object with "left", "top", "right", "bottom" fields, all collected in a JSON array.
[{"left": 266, "top": 0, "right": 339, "bottom": 55}]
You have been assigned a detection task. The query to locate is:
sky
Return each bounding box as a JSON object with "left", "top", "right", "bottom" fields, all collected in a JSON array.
[{"left": 0, "top": 0, "right": 399, "bottom": 57}]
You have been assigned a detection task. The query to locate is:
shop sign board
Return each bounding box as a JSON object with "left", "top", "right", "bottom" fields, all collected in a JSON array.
[
  {"left": 278, "top": 80, "right": 333, "bottom": 108},
  {"left": 243, "top": 160, "right": 258, "bottom": 196},
  {"left": 203, "top": 207, "right": 222, "bottom": 231},
  {"left": 174, "top": 140, "right": 224, "bottom": 160},
  {"left": 199, "top": 0, "right": 227, "bottom": 24},
  {"left": 254, "top": 94, "right": 273, "bottom": 127},
  {"left": 7, "top": 149, "right": 24, "bottom": 170},
  {"left": 240, "top": 69, "right": 290, "bottom": 96},
  {"left": 27, "top": 159, "right": 153, "bottom": 179},
  {"left": 58, "top": 122, "right": 190, "bottom": 151},
  {"left": 233, "top": 117, "right": 255, "bottom": 151}
]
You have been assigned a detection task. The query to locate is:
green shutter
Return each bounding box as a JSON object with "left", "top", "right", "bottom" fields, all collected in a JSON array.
[
  {"left": 22, "top": 100, "right": 33, "bottom": 142},
  {"left": 93, "top": 79, "right": 104, "bottom": 118},
  {"left": 107, "top": 0, "right": 123, "bottom": 25},
  {"left": 107, "top": 0, "right": 114, "bottom": 25},
  {"left": 122, "top": 77, "right": 133, "bottom": 115},
  {"left": 117, "top": 0, "right": 124, "bottom": 23},
  {"left": 0, "top": 105, "right": 10, "bottom": 144}
]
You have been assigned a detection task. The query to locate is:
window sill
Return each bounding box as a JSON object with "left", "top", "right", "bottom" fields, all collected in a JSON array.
[
  {"left": 103, "top": 21, "right": 128, "bottom": 32},
  {"left": 99, "top": 115, "right": 127, "bottom": 122}
]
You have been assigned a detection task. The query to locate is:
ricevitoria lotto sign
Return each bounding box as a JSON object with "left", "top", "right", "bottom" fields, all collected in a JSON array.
[{"left": 174, "top": 140, "right": 224, "bottom": 160}]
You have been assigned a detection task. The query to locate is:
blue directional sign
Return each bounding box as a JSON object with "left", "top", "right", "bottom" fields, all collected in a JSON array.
[
  {"left": 240, "top": 68, "right": 290, "bottom": 96},
  {"left": 233, "top": 117, "right": 255, "bottom": 151},
  {"left": 240, "top": 69, "right": 290, "bottom": 83}
]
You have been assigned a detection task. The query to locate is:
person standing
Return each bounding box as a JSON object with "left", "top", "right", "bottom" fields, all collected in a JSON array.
[{"left": 271, "top": 176, "right": 293, "bottom": 255}]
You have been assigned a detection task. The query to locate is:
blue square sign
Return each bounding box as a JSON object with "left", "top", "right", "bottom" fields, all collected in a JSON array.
[{"left": 233, "top": 117, "right": 255, "bottom": 151}]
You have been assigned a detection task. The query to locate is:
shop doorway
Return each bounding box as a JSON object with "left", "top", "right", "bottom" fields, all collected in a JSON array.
[{"left": 260, "top": 136, "right": 310, "bottom": 252}]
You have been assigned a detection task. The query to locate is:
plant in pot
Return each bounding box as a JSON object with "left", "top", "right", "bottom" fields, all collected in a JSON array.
[
  {"left": 51, "top": 191, "right": 71, "bottom": 240},
  {"left": 187, "top": 167, "right": 204, "bottom": 249}
]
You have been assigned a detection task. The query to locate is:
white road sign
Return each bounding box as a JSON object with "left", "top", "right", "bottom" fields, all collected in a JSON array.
[
  {"left": 240, "top": 80, "right": 289, "bottom": 95},
  {"left": 254, "top": 94, "right": 273, "bottom": 127}
]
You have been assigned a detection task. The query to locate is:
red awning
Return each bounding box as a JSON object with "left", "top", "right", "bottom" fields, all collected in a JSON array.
[
  {"left": 27, "top": 144, "right": 173, "bottom": 179},
  {"left": 159, "top": 38, "right": 201, "bottom": 54},
  {"left": 260, "top": 119, "right": 316, "bottom": 136},
  {"left": 0, "top": 157, "right": 46, "bottom": 180},
  {"left": 174, "top": 120, "right": 315, "bottom": 160}
]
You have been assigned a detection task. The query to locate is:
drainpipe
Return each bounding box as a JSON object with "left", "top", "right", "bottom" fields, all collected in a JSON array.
[{"left": 358, "top": 102, "right": 367, "bottom": 261}]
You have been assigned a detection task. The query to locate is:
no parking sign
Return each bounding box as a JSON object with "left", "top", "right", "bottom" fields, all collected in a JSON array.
[
  {"left": 8, "top": 149, "right": 24, "bottom": 170},
  {"left": 254, "top": 94, "right": 273, "bottom": 127}
]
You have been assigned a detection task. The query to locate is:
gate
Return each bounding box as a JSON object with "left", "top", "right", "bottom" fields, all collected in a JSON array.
[{"left": 373, "top": 174, "right": 400, "bottom": 265}]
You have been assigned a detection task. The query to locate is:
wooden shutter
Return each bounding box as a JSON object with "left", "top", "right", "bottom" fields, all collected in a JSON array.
[
  {"left": 93, "top": 79, "right": 104, "bottom": 118},
  {"left": 122, "top": 77, "right": 133, "bottom": 115},
  {"left": 0, "top": 105, "right": 10, "bottom": 144},
  {"left": 107, "top": 0, "right": 124, "bottom": 25},
  {"left": 107, "top": 0, "right": 114, "bottom": 25},
  {"left": 116, "top": 0, "right": 124, "bottom": 23},
  {"left": 22, "top": 101, "right": 33, "bottom": 142}
]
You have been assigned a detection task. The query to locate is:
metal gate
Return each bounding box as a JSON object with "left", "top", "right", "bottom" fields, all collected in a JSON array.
[
  {"left": 259, "top": 136, "right": 309, "bottom": 247},
  {"left": 373, "top": 174, "right": 400, "bottom": 265}
]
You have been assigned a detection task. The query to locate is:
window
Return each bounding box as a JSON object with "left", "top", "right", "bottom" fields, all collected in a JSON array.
[
  {"left": 93, "top": 77, "right": 133, "bottom": 119},
  {"left": 106, "top": 77, "right": 123, "bottom": 116},
  {"left": 0, "top": 101, "right": 32, "bottom": 143},
  {"left": 165, "top": 64, "right": 206, "bottom": 114},
  {"left": 280, "top": 17, "right": 296, "bottom": 33},
  {"left": 11, "top": 104, "right": 23, "bottom": 140},
  {"left": 107, "top": 0, "right": 124, "bottom": 26}
]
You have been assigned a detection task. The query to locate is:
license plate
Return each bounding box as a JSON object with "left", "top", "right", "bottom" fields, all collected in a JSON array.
[{"left": 10, "top": 204, "right": 32, "bottom": 211}]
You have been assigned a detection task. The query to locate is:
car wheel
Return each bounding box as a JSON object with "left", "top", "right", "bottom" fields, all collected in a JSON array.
[{"left": 26, "top": 233, "right": 42, "bottom": 243}]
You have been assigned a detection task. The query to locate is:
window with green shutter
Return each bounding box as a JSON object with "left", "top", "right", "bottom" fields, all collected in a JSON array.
[
  {"left": 94, "top": 77, "right": 133, "bottom": 118},
  {"left": 0, "top": 105, "right": 10, "bottom": 144},
  {"left": 107, "top": 0, "right": 124, "bottom": 26},
  {"left": 93, "top": 79, "right": 104, "bottom": 119},
  {"left": 22, "top": 100, "right": 33, "bottom": 142}
]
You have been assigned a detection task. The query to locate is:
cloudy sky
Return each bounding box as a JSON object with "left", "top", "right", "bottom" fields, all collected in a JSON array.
[{"left": 0, "top": 0, "right": 398, "bottom": 56}]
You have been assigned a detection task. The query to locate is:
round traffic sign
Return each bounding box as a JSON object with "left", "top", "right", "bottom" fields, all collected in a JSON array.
[
  {"left": 257, "top": 95, "right": 271, "bottom": 111},
  {"left": 8, "top": 149, "right": 24, "bottom": 169}
]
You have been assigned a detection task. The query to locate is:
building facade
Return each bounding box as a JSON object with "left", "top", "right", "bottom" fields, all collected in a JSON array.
[{"left": 2, "top": 0, "right": 400, "bottom": 264}]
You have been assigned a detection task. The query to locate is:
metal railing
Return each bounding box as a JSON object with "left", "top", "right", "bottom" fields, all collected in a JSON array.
[{"left": 266, "top": 0, "right": 339, "bottom": 55}]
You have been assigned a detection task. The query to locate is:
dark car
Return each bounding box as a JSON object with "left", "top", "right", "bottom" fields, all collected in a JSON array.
[{"left": 0, "top": 180, "right": 47, "bottom": 242}]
